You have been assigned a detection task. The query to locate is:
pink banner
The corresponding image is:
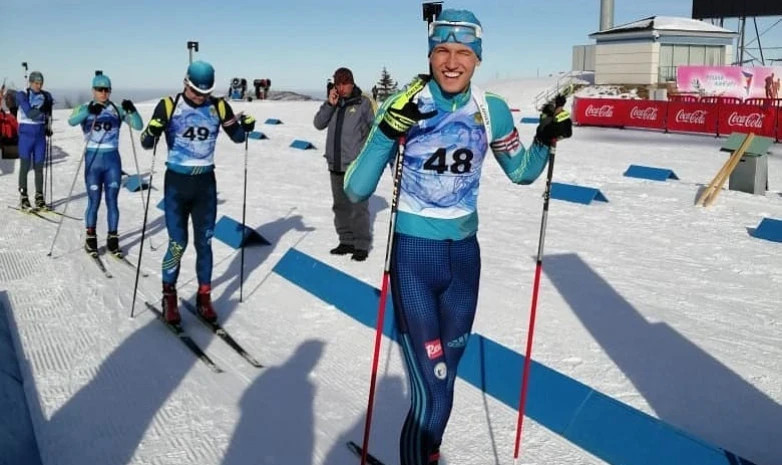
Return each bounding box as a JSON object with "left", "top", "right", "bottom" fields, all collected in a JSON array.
[{"left": 678, "top": 66, "right": 782, "bottom": 100}]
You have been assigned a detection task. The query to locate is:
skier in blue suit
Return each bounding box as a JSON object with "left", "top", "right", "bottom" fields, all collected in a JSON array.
[
  {"left": 344, "top": 9, "right": 572, "bottom": 465},
  {"left": 140, "top": 60, "right": 256, "bottom": 325},
  {"left": 16, "top": 71, "right": 53, "bottom": 210},
  {"left": 68, "top": 73, "right": 143, "bottom": 257}
]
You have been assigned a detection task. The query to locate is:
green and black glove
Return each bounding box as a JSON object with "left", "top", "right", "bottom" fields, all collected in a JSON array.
[
  {"left": 144, "top": 118, "right": 166, "bottom": 138},
  {"left": 378, "top": 75, "right": 437, "bottom": 139},
  {"left": 535, "top": 96, "right": 572, "bottom": 147}
]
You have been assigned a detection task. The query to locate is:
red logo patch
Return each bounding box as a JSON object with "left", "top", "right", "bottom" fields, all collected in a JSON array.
[{"left": 425, "top": 339, "right": 443, "bottom": 359}]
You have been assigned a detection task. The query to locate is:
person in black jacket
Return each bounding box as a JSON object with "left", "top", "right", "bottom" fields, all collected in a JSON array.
[{"left": 313, "top": 67, "right": 375, "bottom": 261}]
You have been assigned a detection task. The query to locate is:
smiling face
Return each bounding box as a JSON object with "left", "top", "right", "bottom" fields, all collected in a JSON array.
[{"left": 429, "top": 42, "right": 479, "bottom": 94}]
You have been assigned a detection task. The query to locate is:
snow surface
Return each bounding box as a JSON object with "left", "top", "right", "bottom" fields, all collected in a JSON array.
[{"left": 0, "top": 76, "right": 780, "bottom": 465}]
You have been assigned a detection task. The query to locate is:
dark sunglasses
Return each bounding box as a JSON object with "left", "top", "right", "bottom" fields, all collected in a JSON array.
[{"left": 93, "top": 87, "right": 111, "bottom": 93}]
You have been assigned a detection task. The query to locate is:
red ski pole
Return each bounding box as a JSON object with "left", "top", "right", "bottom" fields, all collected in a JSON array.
[
  {"left": 513, "top": 138, "right": 557, "bottom": 464},
  {"left": 359, "top": 137, "right": 406, "bottom": 465}
]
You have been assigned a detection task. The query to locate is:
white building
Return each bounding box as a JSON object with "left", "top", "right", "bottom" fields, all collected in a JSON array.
[{"left": 574, "top": 16, "right": 736, "bottom": 85}]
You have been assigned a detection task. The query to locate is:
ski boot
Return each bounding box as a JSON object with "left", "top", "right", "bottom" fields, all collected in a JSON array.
[
  {"left": 428, "top": 446, "right": 441, "bottom": 465},
  {"left": 162, "top": 283, "right": 181, "bottom": 325},
  {"left": 19, "top": 188, "right": 31, "bottom": 211},
  {"left": 107, "top": 231, "right": 122, "bottom": 258},
  {"left": 196, "top": 284, "right": 218, "bottom": 323},
  {"left": 34, "top": 192, "right": 46, "bottom": 210},
  {"left": 85, "top": 228, "right": 98, "bottom": 256}
]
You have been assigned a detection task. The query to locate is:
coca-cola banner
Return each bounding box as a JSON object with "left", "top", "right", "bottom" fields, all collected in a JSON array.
[
  {"left": 718, "top": 105, "right": 777, "bottom": 138},
  {"left": 574, "top": 99, "right": 629, "bottom": 127},
  {"left": 624, "top": 101, "right": 667, "bottom": 130},
  {"left": 778, "top": 108, "right": 782, "bottom": 142},
  {"left": 666, "top": 102, "right": 718, "bottom": 134},
  {"left": 573, "top": 97, "right": 779, "bottom": 140}
]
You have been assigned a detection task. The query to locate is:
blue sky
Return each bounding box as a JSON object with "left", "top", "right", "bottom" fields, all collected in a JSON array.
[{"left": 2, "top": 0, "right": 781, "bottom": 94}]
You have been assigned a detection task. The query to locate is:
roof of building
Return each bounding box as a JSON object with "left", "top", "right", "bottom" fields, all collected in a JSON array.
[{"left": 590, "top": 16, "right": 736, "bottom": 38}]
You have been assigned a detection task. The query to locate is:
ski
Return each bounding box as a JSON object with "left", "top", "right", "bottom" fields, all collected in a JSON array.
[
  {"left": 180, "top": 299, "right": 263, "bottom": 368},
  {"left": 107, "top": 252, "right": 149, "bottom": 277},
  {"left": 144, "top": 302, "right": 223, "bottom": 373},
  {"left": 346, "top": 441, "right": 386, "bottom": 465},
  {"left": 86, "top": 251, "right": 113, "bottom": 278},
  {"left": 7, "top": 205, "right": 58, "bottom": 224},
  {"left": 38, "top": 206, "right": 82, "bottom": 221}
]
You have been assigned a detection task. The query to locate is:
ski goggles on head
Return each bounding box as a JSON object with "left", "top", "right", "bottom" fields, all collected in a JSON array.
[
  {"left": 428, "top": 20, "right": 483, "bottom": 45},
  {"left": 93, "top": 87, "right": 111, "bottom": 93}
]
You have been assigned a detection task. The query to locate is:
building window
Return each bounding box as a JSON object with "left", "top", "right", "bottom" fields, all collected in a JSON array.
[{"left": 659, "top": 44, "right": 724, "bottom": 82}]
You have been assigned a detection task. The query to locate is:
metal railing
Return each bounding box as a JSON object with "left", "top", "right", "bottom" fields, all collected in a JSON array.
[{"left": 533, "top": 71, "right": 582, "bottom": 110}]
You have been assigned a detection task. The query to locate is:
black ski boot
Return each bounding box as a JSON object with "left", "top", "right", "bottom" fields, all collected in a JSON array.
[
  {"left": 107, "top": 231, "right": 122, "bottom": 258},
  {"left": 85, "top": 228, "right": 98, "bottom": 256},
  {"left": 19, "top": 189, "right": 31, "bottom": 211},
  {"left": 34, "top": 192, "right": 46, "bottom": 210}
]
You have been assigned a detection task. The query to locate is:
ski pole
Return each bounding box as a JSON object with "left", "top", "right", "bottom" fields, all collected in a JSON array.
[
  {"left": 240, "top": 132, "right": 249, "bottom": 302},
  {"left": 126, "top": 123, "right": 157, "bottom": 251},
  {"left": 47, "top": 119, "right": 97, "bottom": 257},
  {"left": 46, "top": 116, "right": 53, "bottom": 206},
  {"left": 130, "top": 138, "right": 160, "bottom": 319},
  {"left": 359, "top": 137, "right": 406, "bottom": 465},
  {"left": 512, "top": 138, "right": 558, "bottom": 464},
  {"left": 239, "top": 130, "right": 263, "bottom": 303}
]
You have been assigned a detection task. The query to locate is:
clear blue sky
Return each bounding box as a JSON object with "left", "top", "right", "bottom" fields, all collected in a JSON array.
[{"left": 2, "top": 0, "right": 781, "bottom": 93}]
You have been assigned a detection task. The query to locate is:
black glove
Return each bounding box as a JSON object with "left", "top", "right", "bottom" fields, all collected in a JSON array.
[
  {"left": 121, "top": 99, "right": 136, "bottom": 114},
  {"left": 378, "top": 75, "right": 437, "bottom": 139},
  {"left": 240, "top": 115, "right": 256, "bottom": 132},
  {"left": 45, "top": 128, "right": 53, "bottom": 137},
  {"left": 41, "top": 97, "right": 53, "bottom": 116},
  {"left": 535, "top": 110, "right": 573, "bottom": 147},
  {"left": 88, "top": 102, "right": 104, "bottom": 115}
]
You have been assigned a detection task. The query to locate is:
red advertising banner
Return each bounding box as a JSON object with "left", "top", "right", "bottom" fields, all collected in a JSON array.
[
  {"left": 574, "top": 98, "right": 628, "bottom": 127},
  {"left": 718, "top": 105, "right": 777, "bottom": 138},
  {"left": 624, "top": 101, "right": 667, "bottom": 130},
  {"left": 777, "top": 107, "right": 782, "bottom": 142},
  {"left": 573, "top": 97, "right": 779, "bottom": 140},
  {"left": 666, "top": 102, "right": 718, "bottom": 134}
]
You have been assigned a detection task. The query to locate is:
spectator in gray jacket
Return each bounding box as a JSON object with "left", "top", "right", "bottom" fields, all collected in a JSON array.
[{"left": 313, "top": 67, "right": 375, "bottom": 261}]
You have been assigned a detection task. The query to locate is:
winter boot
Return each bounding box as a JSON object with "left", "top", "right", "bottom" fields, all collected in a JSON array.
[
  {"left": 84, "top": 228, "right": 98, "bottom": 256},
  {"left": 162, "top": 283, "right": 180, "bottom": 325},
  {"left": 351, "top": 249, "right": 368, "bottom": 262},
  {"left": 34, "top": 192, "right": 46, "bottom": 210},
  {"left": 107, "top": 231, "right": 122, "bottom": 257},
  {"left": 196, "top": 284, "right": 217, "bottom": 323},
  {"left": 329, "top": 243, "right": 355, "bottom": 255},
  {"left": 19, "top": 188, "right": 31, "bottom": 210}
]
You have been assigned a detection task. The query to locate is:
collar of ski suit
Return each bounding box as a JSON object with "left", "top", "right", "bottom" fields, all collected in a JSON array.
[{"left": 427, "top": 80, "right": 472, "bottom": 112}]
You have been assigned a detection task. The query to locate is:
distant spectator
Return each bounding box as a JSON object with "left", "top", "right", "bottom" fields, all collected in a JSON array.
[{"left": 313, "top": 67, "right": 375, "bottom": 261}]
